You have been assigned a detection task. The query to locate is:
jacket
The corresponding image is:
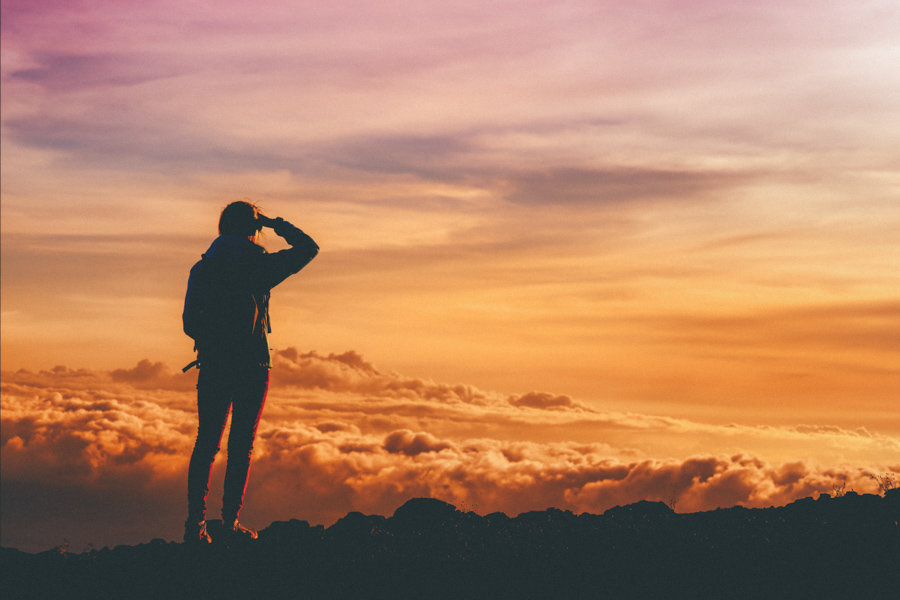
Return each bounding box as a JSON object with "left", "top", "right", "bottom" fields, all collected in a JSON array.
[{"left": 183, "top": 219, "right": 318, "bottom": 368}]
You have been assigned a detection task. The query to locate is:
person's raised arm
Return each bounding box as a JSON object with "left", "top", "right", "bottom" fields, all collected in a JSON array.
[{"left": 254, "top": 213, "right": 319, "bottom": 290}]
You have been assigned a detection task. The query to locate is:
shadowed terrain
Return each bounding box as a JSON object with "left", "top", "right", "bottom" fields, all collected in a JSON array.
[{"left": 3, "top": 491, "right": 898, "bottom": 599}]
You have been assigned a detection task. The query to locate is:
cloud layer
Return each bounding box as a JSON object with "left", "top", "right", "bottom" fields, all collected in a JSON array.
[{"left": 3, "top": 349, "right": 896, "bottom": 552}]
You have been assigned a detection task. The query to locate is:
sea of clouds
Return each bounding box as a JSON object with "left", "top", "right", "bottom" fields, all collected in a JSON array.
[{"left": 2, "top": 348, "right": 896, "bottom": 552}]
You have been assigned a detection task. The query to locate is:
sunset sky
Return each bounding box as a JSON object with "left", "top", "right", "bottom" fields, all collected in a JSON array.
[{"left": 2, "top": 0, "right": 899, "bottom": 552}]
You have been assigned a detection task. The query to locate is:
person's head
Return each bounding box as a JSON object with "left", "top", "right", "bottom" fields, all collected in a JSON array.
[{"left": 219, "top": 200, "right": 262, "bottom": 240}]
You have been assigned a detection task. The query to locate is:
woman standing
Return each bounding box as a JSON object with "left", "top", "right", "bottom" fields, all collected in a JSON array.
[{"left": 182, "top": 200, "right": 319, "bottom": 543}]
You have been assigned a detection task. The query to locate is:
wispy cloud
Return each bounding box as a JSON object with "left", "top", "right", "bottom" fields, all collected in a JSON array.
[
  {"left": 9, "top": 52, "right": 189, "bottom": 91},
  {"left": 502, "top": 167, "right": 750, "bottom": 205}
]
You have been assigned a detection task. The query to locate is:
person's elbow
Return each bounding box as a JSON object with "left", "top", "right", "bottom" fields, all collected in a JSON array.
[{"left": 302, "top": 236, "right": 319, "bottom": 259}]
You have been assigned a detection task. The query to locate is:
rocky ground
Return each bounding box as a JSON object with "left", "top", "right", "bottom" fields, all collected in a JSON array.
[{"left": 3, "top": 490, "right": 898, "bottom": 599}]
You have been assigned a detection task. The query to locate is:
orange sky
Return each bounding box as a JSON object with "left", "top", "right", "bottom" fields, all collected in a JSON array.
[{"left": 2, "top": 0, "right": 899, "bottom": 551}]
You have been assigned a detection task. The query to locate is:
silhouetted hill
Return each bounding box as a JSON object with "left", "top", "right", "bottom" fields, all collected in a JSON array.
[{"left": 3, "top": 491, "right": 898, "bottom": 599}]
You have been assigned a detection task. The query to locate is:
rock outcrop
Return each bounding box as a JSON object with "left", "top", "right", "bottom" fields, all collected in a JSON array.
[{"left": 3, "top": 490, "right": 898, "bottom": 599}]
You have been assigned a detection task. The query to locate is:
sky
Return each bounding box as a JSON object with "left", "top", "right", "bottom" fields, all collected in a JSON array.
[{"left": 2, "top": 0, "right": 899, "bottom": 552}]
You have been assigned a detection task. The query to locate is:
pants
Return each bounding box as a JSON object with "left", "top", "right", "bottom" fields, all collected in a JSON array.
[{"left": 187, "top": 363, "right": 269, "bottom": 523}]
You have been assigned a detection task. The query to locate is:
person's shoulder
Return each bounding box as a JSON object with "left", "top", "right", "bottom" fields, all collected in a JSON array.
[{"left": 206, "top": 235, "right": 264, "bottom": 258}]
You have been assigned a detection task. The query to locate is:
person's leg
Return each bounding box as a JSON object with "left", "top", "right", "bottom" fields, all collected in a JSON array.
[
  {"left": 187, "top": 366, "right": 233, "bottom": 524},
  {"left": 221, "top": 367, "right": 269, "bottom": 525}
]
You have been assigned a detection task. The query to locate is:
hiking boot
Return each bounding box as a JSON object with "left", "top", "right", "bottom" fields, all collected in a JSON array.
[
  {"left": 184, "top": 519, "right": 212, "bottom": 544},
  {"left": 225, "top": 519, "right": 258, "bottom": 540}
]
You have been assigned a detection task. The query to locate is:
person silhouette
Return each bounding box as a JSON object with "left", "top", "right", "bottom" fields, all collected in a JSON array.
[{"left": 182, "top": 200, "right": 319, "bottom": 543}]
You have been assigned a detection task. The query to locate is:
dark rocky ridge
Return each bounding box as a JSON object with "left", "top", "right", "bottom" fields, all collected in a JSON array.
[{"left": 3, "top": 491, "right": 898, "bottom": 599}]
